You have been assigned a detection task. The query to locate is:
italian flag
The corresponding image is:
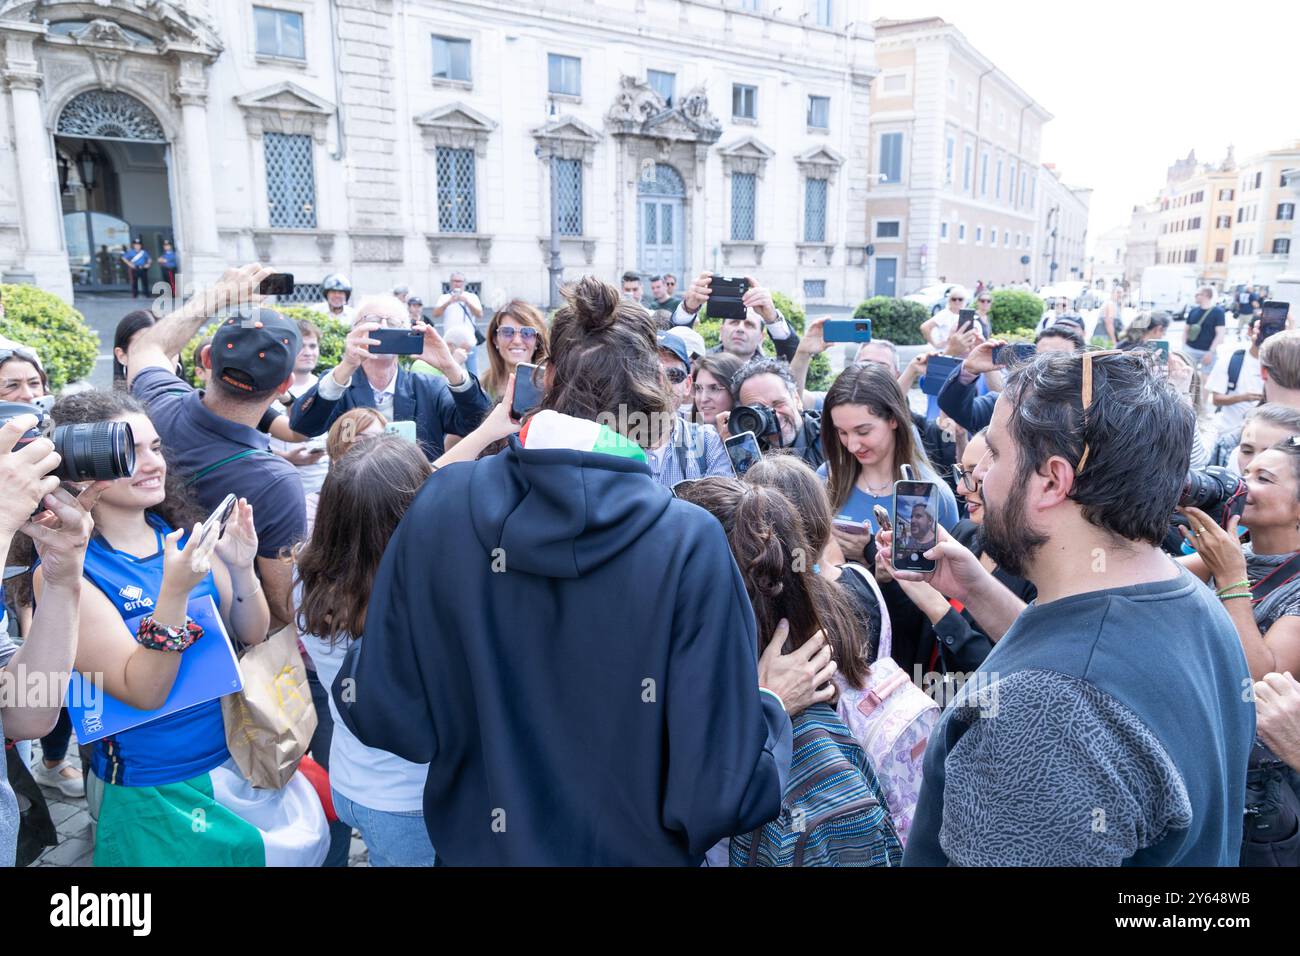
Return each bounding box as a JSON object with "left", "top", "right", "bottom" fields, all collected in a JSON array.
[{"left": 519, "top": 410, "right": 647, "bottom": 462}]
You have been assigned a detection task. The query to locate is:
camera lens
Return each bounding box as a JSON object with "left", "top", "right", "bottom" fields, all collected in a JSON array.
[
  {"left": 731, "top": 404, "right": 773, "bottom": 438},
  {"left": 1180, "top": 466, "right": 1247, "bottom": 526},
  {"left": 51, "top": 420, "right": 136, "bottom": 482}
]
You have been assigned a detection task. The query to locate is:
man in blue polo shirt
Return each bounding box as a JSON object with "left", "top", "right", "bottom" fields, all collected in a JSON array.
[{"left": 126, "top": 263, "right": 304, "bottom": 628}]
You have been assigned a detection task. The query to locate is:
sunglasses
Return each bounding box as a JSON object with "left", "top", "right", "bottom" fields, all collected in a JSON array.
[
  {"left": 0, "top": 346, "right": 40, "bottom": 366},
  {"left": 950, "top": 297, "right": 965, "bottom": 303},
  {"left": 497, "top": 325, "right": 539, "bottom": 343},
  {"left": 978, "top": 298, "right": 992, "bottom": 304},
  {"left": 663, "top": 367, "right": 689, "bottom": 385}
]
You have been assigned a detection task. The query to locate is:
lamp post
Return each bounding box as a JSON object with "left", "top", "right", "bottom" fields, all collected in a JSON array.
[
  {"left": 75, "top": 142, "right": 98, "bottom": 193},
  {"left": 548, "top": 153, "right": 563, "bottom": 310}
]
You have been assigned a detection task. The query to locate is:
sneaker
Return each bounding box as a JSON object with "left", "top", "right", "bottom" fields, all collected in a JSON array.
[{"left": 31, "top": 758, "right": 85, "bottom": 799}]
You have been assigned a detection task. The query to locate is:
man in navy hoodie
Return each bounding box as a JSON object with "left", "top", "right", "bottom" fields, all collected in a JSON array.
[
  {"left": 334, "top": 278, "right": 807, "bottom": 865},
  {"left": 893, "top": 349, "right": 1254, "bottom": 866}
]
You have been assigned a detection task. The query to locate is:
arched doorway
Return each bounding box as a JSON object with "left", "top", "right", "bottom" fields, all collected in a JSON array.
[
  {"left": 54, "top": 89, "right": 174, "bottom": 292},
  {"left": 637, "top": 163, "right": 685, "bottom": 279}
]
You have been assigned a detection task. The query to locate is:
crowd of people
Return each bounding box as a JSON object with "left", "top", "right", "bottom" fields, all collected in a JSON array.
[{"left": 2, "top": 256, "right": 1300, "bottom": 868}]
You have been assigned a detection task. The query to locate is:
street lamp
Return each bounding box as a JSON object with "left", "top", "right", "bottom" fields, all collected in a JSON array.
[
  {"left": 57, "top": 152, "right": 70, "bottom": 194},
  {"left": 75, "top": 142, "right": 98, "bottom": 192},
  {"left": 534, "top": 141, "right": 564, "bottom": 309}
]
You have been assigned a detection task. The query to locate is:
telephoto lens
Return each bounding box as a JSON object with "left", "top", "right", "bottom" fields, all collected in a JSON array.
[
  {"left": 51, "top": 420, "right": 136, "bottom": 481},
  {"left": 1179, "top": 466, "right": 1248, "bottom": 529},
  {"left": 729, "top": 403, "right": 781, "bottom": 442}
]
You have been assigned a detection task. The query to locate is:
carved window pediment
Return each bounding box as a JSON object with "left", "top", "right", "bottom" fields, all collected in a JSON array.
[
  {"left": 718, "top": 136, "right": 776, "bottom": 178},
  {"left": 795, "top": 144, "right": 846, "bottom": 184},
  {"left": 235, "top": 81, "right": 334, "bottom": 143},
  {"left": 606, "top": 75, "right": 721, "bottom": 145},
  {"left": 414, "top": 101, "right": 497, "bottom": 157},
  {"left": 531, "top": 115, "right": 601, "bottom": 165}
]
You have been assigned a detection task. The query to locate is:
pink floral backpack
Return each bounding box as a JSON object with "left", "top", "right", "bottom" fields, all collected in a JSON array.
[{"left": 833, "top": 564, "right": 939, "bottom": 846}]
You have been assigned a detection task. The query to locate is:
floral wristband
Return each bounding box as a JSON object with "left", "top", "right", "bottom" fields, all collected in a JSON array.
[{"left": 134, "top": 615, "right": 204, "bottom": 652}]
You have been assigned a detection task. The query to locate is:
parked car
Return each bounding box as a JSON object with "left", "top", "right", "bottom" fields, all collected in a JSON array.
[{"left": 903, "top": 283, "right": 957, "bottom": 315}]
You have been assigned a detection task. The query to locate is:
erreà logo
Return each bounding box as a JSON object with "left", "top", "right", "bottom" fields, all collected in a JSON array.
[{"left": 118, "top": 585, "right": 154, "bottom": 613}]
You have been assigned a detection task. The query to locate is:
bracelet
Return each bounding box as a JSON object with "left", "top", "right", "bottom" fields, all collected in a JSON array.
[
  {"left": 1215, "top": 579, "right": 1251, "bottom": 597},
  {"left": 1219, "top": 592, "right": 1254, "bottom": 602},
  {"left": 233, "top": 580, "right": 262, "bottom": 604},
  {"left": 134, "top": 615, "right": 203, "bottom": 652}
]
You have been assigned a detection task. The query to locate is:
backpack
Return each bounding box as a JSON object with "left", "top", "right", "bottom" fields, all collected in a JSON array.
[
  {"left": 1225, "top": 348, "right": 1247, "bottom": 395},
  {"left": 832, "top": 569, "right": 940, "bottom": 846},
  {"left": 730, "top": 703, "right": 904, "bottom": 867}
]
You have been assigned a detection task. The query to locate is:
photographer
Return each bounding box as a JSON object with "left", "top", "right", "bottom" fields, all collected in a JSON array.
[
  {"left": 893, "top": 350, "right": 1253, "bottom": 866},
  {"left": 290, "top": 294, "right": 491, "bottom": 463},
  {"left": 717, "top": 357, "right": 823, "bottom": 469},
  {"left": 0, "top": 416, "right": 99, "bottom": 868},
  {"left": 672, "top": 271, "right": 800, "bottom": 362}
]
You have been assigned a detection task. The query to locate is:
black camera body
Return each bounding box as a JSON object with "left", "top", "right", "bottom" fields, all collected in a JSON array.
[
  {"left": 1179, "top": 466, "right": 1247, "bottom": 529},
  {"left": 0, "top": 401, "right": 135, "bottom": 482},
  {"left": 729, "top": 403, "right": 781, "bottom": 446}
]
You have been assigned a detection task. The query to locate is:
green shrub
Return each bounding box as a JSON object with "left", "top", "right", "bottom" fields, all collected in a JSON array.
[
  {"left": 771, "top": 291, "right": 806, "bottom": 334},
  {"left": 1001, "top": 327, "right": 1038, "bottom": 344},
  {"left": 852, "top": 296, "right": 929, "bottom": 346},
  {"left": 0, "top": 284, "right": 99, "bottom": 390},
  {"left": 182, "top": 305, "right": 349, "bottom": 387},
  {"left": 988, "top": 290, "right": 1044, "bottom": 336}
]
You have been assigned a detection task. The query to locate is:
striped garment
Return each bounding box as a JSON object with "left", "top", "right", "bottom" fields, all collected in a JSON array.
[
  {"left": 730, "top": 704, "right": 903, "bottom": 867},
  {"left": 519, "top": 409, "right": 647, "bottom": 461}
]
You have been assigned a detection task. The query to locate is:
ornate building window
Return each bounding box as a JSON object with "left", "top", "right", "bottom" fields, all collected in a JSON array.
[
  {"left": 436, "top": 147, "right": 476, "bottom": 233},
  {"left": 264, "top": 132, "right": 316, "bottom": 228},
  {"left": 555, "top": 158, "right": 583, "bottom": 236},
  {"left": 731, "top": 172, "right": 756, "bottom": 241},
  {"left": 56, "top": 90, "right": 165, "bottom": 142}
]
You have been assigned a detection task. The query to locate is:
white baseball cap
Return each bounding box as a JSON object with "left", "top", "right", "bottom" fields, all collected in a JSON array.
[{"left": 664, "top": 326, "right": 707, "bottom": 361}]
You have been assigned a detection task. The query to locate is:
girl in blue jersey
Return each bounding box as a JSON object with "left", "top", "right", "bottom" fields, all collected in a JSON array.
[{"left": 32, "top": 390, "right": 328, "bottom": 866}]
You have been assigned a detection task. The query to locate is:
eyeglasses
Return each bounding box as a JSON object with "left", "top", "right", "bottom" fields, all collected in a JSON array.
[
  {"left": 0, "top": 347, "right": 40, "bottom": 366},
  {"left": 663, "top": 367, "right": 689, "bottom": 385},
  {"left": 693, "top": 383, "right": 728, "bottom": 397},
  {"left": 361, "top": 313, "right": 410, "bottom": 329},
  {"left": 1075, "top": 349, "right": 1124, "bottom": 477},
  {"left": 953, "top": 446, "right": 993, "bottom": 493},
  {"left": 496, "top": 325, "right": 539, "bottom": 343}
]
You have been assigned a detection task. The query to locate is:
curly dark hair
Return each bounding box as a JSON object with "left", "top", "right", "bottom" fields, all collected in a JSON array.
[{"left": 729, "top": 355, "right": 797, "bottom": 404}]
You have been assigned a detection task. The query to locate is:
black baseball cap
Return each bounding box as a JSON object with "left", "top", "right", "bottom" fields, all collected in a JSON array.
[{"left": 211, "top": 307, "right": 301, "bottom": 394}]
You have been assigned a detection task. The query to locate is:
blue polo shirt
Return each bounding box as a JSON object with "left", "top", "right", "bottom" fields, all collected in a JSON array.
[{"left": 132, "top": 366, "right": 306, "bottom": 557}]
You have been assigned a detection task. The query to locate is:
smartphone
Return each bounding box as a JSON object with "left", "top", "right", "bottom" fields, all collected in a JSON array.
[
  {"left": 724, "top": 430, "right": 763, "bottom": 477},
  {"left": 303, "top": 436, "right": 328, "bottom": 453},
  {"left": 1260, "top": 301, "right": 1289, "bottom": 343},
  {"left": 384, "top": 420, "right": 417, "bottom": 443},
  {"left": 823, "top": 319, "right": 873, "bottom": 343},
  {"left": 1261, "top": 300, "right": 1289, "bottom": 322},
  {"left": 957, "top": 308, "right": 976, "bottom": 332},
  {"left": 189, "top": 493, "right": 237, "bottom": 571},
  {"left": 991, "top": 343, "right": 1037, "bottom": 367},
  {"left": 892, "top": 480, "right": 939, "bottom": 573},
  {"left": 872, "top": 504, "right": 892, "bottom": 533},
  {"left": 832, "top": 515, "right": 867, "bottom": 535},
  {"left": 510, "top": 362, "right": 545, "bottom": 421},
  {"left": 709, "top": 276, "right": 749, "bottom": 322},
  {"left": 257, "top": 273, "right": 294, "bottom": 296},
  {"left": 1149, "top": 339, "right": 1170, "bottom": 371},
  {"left": 369, "top": 329, "right": 425, "bottom": 355},
  {"left": 921, "top": 355, "right": 962, "bottom": 396}
]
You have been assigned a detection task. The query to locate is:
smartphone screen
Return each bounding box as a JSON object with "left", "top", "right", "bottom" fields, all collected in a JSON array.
[
  {"left": 257, "top": 273, "right": 294, "bottom": 296},
  {"left": 957, "top": 308, "right": 976, "bottom": 332},
  {"left": 1261, "top": 300, "right": 1289, "bottom": 322},
  {"left": 892, "top": 480, "right": 938, "bottom": 572},
  {"left": 724, "top": 431, "right": 763, "bottom": 477},
  {"left": 510, "top": 363, "right": 545, "bottom": 421},
  {"left": 369, "top": 329, "right": 425, "bottom": 355},
  {"left": 1150, "top": 340, "right": 1170, "bottom": 369}
]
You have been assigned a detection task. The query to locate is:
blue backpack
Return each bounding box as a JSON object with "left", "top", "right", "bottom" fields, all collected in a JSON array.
[{"left": 730, "top": 703, "right": 903, "bottom": 867}]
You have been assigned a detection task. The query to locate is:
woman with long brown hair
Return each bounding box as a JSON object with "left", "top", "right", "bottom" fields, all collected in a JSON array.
[
  {"left": 481, "top": 299, "right": 549, "bottom": 402},
  {"left": 336, "top": 275, "right": 829, "bottom": 865},
  {"left": 819, "top": 363, "right": 958, "bottom": 565}
]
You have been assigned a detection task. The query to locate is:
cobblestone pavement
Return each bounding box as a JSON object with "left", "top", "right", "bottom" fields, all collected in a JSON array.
[{"left": 24, "top": 738, "right": 370, "bottom": 867}]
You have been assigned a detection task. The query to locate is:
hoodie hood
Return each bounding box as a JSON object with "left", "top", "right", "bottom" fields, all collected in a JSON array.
[{"left": 470, "top": 415, "right": 672, "bottom": 579}]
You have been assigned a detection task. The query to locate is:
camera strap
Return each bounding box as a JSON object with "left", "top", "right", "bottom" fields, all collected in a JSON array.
[{"left": 1250, "top": 553, "right": 1300, "bottom": 605}]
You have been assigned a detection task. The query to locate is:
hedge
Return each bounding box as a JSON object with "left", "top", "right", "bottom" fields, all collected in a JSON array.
[
  {"left": 988, "top": 290, "right": 1044, "bottom": 336},
  {"left": 0, "top": 284, "right": 99, "bottom": 390},
  {"left": 182, "top": 304, "right": 350, "bottom": 387},
  {"left": 852, "top": 296, "right": 930, "bottom": 346}
]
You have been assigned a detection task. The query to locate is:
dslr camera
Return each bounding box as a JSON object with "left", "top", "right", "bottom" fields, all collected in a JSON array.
[
  {"left": 0, "top": 401, "right": 136, "bottom": 481},
  {"left": 1178, "top": 466, "right": 1247, "bottom": 529},
  {"left": 729, "top": 403, "right": 781, "bottom": 448}
]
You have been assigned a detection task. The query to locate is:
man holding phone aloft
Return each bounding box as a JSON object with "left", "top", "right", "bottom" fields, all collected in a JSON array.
[
  {"left": 431, "top": 272, "right": 482, "bottom": 375},
  {"left": 290, "top": 294, "right": 490, "bottom": 463},
  {"left": 671, "top": 272, "right": 801, "bottom": 363},
  {"left": 887, "top": 350, "right": 1253, "bottom": 866}
]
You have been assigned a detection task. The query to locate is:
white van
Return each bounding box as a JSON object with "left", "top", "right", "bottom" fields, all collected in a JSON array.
[{"left": 1138, "top": 266, "right": 1199, "bottom": 318}]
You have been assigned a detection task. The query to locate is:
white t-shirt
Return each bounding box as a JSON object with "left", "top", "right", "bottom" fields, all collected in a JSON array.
[
  {"left": 1205, "top": 347, "right": 1263, "bottom": 436},
  {"left": 294, "top": 585, "right": 429, "bottom": 812},
  {"left": 436, "top": 290, "right": 481, "bottom": 337},
  {"left": 928, "top": 310, "right": 959, "bottom": 348},
  {"left": 309, "top": 302, "right": 356, "bottom": 326},
  {"left": 270, "top": 374, "right": 328, "bottom": 495}
]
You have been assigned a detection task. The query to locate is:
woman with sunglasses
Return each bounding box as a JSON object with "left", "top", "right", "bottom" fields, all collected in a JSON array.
[
  {"left": 919, "top": 285, "right": 970, "bottom": 351},
  {"left": 481, "top": 300, "right": 549, "bottom": 402},
  {"left": 872, "top": 429, "right": 1036, "bottom": 682}
]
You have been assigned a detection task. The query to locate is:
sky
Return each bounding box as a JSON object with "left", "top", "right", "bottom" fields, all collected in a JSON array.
[{"left": 870, "top": 0, "right": 1300, "bottom": 245}]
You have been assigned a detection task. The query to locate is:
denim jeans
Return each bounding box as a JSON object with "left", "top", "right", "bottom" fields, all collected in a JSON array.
[
  {"left": 39, "top": 707, "right": 72, "bottom": 763},
  {"left": 331, "top": 789, "right": 436, "bottom": 867}
]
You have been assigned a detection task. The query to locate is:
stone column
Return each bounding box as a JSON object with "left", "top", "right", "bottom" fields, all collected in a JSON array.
[
  {"left": 2, "top": 27, "right": 70, "bottom": 298},
  {"left": 173, "top": 54, "right": 223, "bottom": 288},
  {"left": 1273, "top": 170, "right": 1300, "bottom": 314}
]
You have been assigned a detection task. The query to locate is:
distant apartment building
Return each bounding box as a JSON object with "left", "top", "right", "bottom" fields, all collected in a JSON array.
[
  {"left": 1089, "top": 223, "right": 1128, "bottom": 289},
  {"left": 1036, "top": 163, "right": 1091, "bottom": 286},
  {"left": 1125, "top": 200, "right": 1161, "bottom": 284},
  {"left": 865, "top": 17, "right": 1053, "bottom": 297},
  {"left": 1228, "top": 141, "right": 1300, "bottom": 290},
  {"left": 1153, "top": 149, "right": 1236, "bottom": 288}
]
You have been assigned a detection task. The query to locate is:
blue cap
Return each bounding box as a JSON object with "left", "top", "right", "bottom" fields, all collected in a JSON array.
[{"left": 656, "top": 331, "right": 690, "bottom": 368}]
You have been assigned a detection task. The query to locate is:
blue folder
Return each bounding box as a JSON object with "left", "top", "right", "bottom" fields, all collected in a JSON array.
[{"left": 66, "top": 595, "right": 244, "bottom": 743}]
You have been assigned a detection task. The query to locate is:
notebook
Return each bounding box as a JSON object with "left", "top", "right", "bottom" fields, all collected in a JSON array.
[{"left": 66, "top": 595, "right": 244, "bottom": 743}]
